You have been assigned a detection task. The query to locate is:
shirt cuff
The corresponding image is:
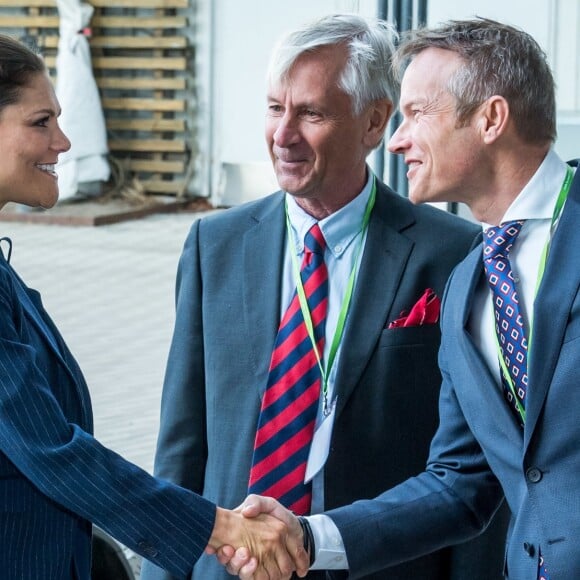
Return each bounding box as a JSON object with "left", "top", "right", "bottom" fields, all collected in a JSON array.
[{"left": 306, "top": 514, "right": 349, "bottom": 570}]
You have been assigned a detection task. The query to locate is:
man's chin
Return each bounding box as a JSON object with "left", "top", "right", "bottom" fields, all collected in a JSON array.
[
  {"left": 407, "top": 189, "right": 423, "bottom": 205},
  {"left": 408, "top": 185, "right": 437, "bottom": 206},
  {"left": 276, "top": 178, "right": 307, "bottom": 197},
  {"left": 275, "top": 169, "right": 313, "bottom": 194},
  {"left": 285, "top": 189, "right": 314, "bottom": 200}
]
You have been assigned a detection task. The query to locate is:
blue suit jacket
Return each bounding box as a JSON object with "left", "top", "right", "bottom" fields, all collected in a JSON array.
[
  {"left": 141, "top": 179, "right": 509, "bottom": 580},
  {"left": 327, "top": 161, "right": 580, "bottom": 580},
  {"left": 0, "top": 243, "right": 215, "bottom": 579}
]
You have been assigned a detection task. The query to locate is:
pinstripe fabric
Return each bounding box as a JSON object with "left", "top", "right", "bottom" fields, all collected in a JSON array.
[{"left": 0, "top": 243, "right": 215, "bottom": 579}]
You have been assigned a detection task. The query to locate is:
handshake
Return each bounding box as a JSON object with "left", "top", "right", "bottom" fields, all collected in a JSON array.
[{"left": 206, "top": 494, "right": 312, "bottom": 580}]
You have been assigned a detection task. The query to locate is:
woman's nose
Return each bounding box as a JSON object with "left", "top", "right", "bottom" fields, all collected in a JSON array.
[{"left": 53, "top": 123, "right": 71, "bottom": 153}]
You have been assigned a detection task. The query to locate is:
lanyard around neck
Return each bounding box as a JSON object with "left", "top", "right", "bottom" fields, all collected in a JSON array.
[
  {"left": 533, "top": 165, "right": 574, "bottom": 297},
  {"left": 493, "top": 165, "right": 574, "bottom": 423},
  {"left": 285, "top": 178, "right": 377, "bottom": 415}
]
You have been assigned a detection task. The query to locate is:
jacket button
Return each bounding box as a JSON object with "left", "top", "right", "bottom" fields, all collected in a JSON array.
[
  {"left": 526, "top": 467, "right": 543, "bottom": 483},
  {"left": 523, "top": 542, "right": 535, "bottom": 557},
  {"left": 138, "top": 540, "right": 159, "bottom": 558}
]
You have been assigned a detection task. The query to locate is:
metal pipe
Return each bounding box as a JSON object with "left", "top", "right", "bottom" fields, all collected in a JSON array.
[
  {"left": 418, "top": 0, "right": 428, "bottom": 25},
  {"left": 384, "top": 0, "right": 430, "bottom": 196},
  {"left": 374, "top": 0, "right": 389, "bottom": 180}
]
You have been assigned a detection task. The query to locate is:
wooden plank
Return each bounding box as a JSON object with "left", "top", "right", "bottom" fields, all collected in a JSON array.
[
  {"left": 97, "top": 76, "right": 186, "bottom": 91},
  {"left": 33, "top": 35, "right": 59, "bottom": 49},
  {"left": 92, "top": 0, "right": 189, "bottom": 7},
  {"left": 41, "top": 35, "right": 187, "bottom": 50},
  {"left": 92, "top": 56, "right": 186, "bottom": 71},
  {"left": 0, "top": 15, "right": 58, "bottom": 28},
  {"left": 141, "top": 179, "right": 186, "bottom": 194},
  {"left": 44, "top": 56, "right": 186, "bottom": 71},
  {"left": 109, "top": 139, "right": 186, "bottom": 153},
  {"left": 91, "top": 35, "right": 187, "bottom": 49},
  {"left": 103, "top": 97, "right": 185, "bottom": 112},
  {"left": 4, "top": 0, "right": 55, "bottom": 6},
  {"left": 127, "top": 159, "right": 185, "bottom": 173},
  {"left": 107, "top": 117, "right": 185, "bottom": 132},
  {"left": 91, "top": 16, "right": 186, "bottom": 29},
  {"left": 95, "top": 56, "right": 186, "bottom": 71},
  {"left": 4, "top": 0, "right": 188, "bottom": 6}
]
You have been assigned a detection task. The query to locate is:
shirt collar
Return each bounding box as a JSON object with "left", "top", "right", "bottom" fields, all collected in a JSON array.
[
  {"left": 482, "top": 149, "right": 569, "bottom": 230},
  {"left": 285, "top": 169, "right": 374, "bottom": 257}
]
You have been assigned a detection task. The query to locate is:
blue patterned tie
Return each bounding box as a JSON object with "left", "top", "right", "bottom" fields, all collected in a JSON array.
[
  {"left": 483, "top": 221, "right": 528, "bottom": 425},
  {"left": 538, "top": 552, "right": 549, "bottom": 580},
  {"left": 248, "top": 223, "right": 328, "bottom": 515},
  {"left": 483, "top": 221, "right": 550, "bottom": 580}
]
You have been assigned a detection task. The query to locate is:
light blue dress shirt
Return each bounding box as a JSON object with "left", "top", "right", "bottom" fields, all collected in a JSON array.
[{"left": 469, "top": 149, "right": 571, "bottom": 387}]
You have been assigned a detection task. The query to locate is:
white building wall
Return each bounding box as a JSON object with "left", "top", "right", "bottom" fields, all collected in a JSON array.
[{"left": 196, "top": 0, "right": 580, "bottom": 205}]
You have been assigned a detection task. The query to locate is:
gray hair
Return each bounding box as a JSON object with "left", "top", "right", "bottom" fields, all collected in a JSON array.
[
  {"left": 393, "top": 17, "right": 556, "bottom": 144},
  {"left": 0, "top": 34, "right": 45, "bottom": 115},
  {"left": 267, "top": 13, "right": 399, "bottom": 115}
]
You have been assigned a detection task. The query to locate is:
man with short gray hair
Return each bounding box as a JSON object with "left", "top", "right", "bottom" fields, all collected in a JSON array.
[{"left": 141, "top": 14, "right": 506, "bottom": 580}]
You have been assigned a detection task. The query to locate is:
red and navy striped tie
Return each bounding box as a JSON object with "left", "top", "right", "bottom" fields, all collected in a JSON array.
[{"left": 248, "top": 223, "right": 328, "bottom": 515}]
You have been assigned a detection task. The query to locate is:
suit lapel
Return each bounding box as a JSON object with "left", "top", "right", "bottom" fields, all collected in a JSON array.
[
  {"left": 525, "top": 163, "right": 580, "bottom": 445},
  {"left": 333, "top": 185, "right": 415, "bottom": 419},
  {"left": 7, "top": 263, "right": 93, "bottom": 429},
  {"left": 242, "top": 194, "right": 287, "bottom": 397},
  {"left": 11, "top": 268, "right": 70, "bottom": 369}
]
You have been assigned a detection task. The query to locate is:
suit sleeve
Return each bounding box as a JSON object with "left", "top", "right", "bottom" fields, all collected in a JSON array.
[
  {"left": 324, "top": 278, "right": 505, "bottom": 579},
  {"left": 0, "top": 262, "right": 216, "bottom": 579},
  {"left": 141, "top": 219, "right": 210, "bottom": 580}
]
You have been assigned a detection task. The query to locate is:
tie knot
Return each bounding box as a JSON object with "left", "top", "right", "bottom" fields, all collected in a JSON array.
[
  {"left": 483, "top": 220, "right": 524, "bottom": 261},
  {"left": 304, "top": 223, "right": 326, "bottom": 255}
]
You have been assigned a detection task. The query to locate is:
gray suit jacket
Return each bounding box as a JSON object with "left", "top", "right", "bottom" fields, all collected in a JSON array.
[
  {"left": 141, "top": 180, "right": 508, "bottom": 580},
  {"left": 326, "top": 163, "right": 580, "bottom": 579}
]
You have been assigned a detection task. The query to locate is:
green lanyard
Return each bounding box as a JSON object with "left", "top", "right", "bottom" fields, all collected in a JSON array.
[
  {"left": 494, "top": 166, "right": 574, "bottom": 424},
  {"left": 285, "top": 178, "right": 377, "bottom": 415}
]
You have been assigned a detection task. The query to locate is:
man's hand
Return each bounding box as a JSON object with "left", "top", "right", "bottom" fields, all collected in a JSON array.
[
  {"left": 214, "top": 495, "right": 308, "bottom": 579},
  {"left": 206, "top": 500, "right": 308, "bottom": 580}
]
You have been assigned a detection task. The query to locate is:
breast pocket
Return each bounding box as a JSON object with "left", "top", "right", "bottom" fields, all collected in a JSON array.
[
  {"left": 379, "top": 323, "right": 441, "bottom": 348},
  {"left": 375, "top": 324, "right": 443, "bottom": 408}
]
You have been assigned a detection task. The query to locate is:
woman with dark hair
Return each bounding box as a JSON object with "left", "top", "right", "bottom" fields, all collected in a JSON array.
[{"left": 0, "top": 34, "right": 305, "bottom": 580}]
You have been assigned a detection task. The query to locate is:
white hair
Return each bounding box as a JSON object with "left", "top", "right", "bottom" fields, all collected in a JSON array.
[{"left": 267, "top": 13, "right": 399, "bottom": 115}]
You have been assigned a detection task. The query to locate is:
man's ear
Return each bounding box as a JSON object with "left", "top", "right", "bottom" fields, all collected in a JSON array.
[
  {"left": 363, "top": 98, "right": 394, "bottom": 149},
  {"left": 479, "top": 95, "right": 510, "bottom": 144}
]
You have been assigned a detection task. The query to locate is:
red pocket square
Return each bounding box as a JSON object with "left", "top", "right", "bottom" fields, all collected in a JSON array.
[{"left": 388, "top": 288, "right": 441, "bottom": 329}]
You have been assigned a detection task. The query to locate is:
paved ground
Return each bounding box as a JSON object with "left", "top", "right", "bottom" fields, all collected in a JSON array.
[{"left": 1, "top": 208, "right": 216, "bottom": 474}]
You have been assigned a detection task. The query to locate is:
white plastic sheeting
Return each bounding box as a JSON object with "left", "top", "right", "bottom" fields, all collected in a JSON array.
[{"left": 55, "top": 0, "right": 109, "bottom": 200}]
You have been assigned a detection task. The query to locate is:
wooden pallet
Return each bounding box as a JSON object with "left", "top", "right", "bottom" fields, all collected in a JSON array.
[{"left": 0, "top": 0, "right": 193, "bottom": 197}]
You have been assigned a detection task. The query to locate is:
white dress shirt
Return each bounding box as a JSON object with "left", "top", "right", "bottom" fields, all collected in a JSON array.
[
  {"left": 306, "top": 149, "right": 573, "bottom": 570},
  {"left": 469, "top": 149, "right": 570, "bottom": 382}
]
